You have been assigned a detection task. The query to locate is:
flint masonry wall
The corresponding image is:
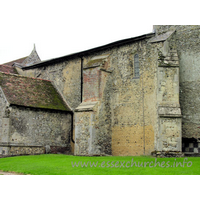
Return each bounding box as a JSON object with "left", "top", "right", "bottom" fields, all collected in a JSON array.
[
  {"left": 110, "top": 41, "right": 160, "bottom": 156},
  {"left": 75, "top": 37, "right": 162, "bottom": 156},
  {"left": 155, "top": 26, "right": 200, "bottom": 152},
  {"left": 0, "top": 106, "right": 72, "bottom": 156},
  {"left": 21, "top": 57, "right": 82, "bottom": 111},
  {"left": 21, "top": 57, "right": 82, "bottom": 154},
  {"left": 0, "top": 88, "right": 7, "bottom": 122},
  {"left": 22, "top": 29, "right": 183, "bottom": 156},
  {"left": 0, "top": 88, "right": 10, "bottom": 155},
  {"left": 75, "top": 53, "right": 113, "bottom": 156}
]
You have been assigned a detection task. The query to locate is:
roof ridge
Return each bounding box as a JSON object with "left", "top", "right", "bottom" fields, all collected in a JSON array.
[
  {"left": 0, "top": 71, "right": 51, "bottom": 82},
  {"left": 2, "top": 56, "right": 28, "bottom": 65},
  {"left": 0, "top": 64, "right": 14, "bottom": 68},
  {"left": 22, "top": 32, "right": 155, "bottom": 70}
]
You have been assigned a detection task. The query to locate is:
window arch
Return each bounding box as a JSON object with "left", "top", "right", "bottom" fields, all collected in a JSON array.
[{"left": 134, "top": 54, "right": 139, "bottom": 77}]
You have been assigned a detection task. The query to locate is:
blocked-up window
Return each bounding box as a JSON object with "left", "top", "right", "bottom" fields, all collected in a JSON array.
[{"left": 134, "top": 54, "right": 139, "bottom": 77}]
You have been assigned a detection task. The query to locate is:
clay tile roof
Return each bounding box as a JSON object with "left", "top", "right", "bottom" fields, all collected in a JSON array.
[
  {"left": 3, "top": 57, "right": 28, "bottom": 66},
  {"left": 0, "top": 65, "right": 18, "bottom": 74},
  {"left": 2, "top": 45, "right": 41, "bottom": 67},
  {"left": 0, "top": 72, "right": 71, "bottom": 112}
]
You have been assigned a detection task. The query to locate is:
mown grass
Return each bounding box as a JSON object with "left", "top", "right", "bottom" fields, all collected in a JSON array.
[{"left": 0, "top": 154, "right": 199, "bottom": 175}]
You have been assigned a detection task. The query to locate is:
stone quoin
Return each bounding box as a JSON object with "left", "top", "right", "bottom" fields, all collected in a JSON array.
[{"left": 1, "top": 25, "right": 200, "bottom": 157}]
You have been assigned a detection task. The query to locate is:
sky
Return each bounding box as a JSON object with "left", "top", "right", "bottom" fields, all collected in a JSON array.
[
  {"left": 0, "top": 0, "right": 198, "bottom": 64},
  {"left": 0, "top": 0, "right": 198, "bottom": 196}
]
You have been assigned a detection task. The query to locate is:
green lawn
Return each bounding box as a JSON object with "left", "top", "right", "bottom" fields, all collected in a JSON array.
[{"left": 0, "top": 154, "right": 199, "bottom": 175}]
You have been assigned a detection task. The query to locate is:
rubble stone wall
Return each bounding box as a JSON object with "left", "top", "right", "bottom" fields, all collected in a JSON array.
[
  {"left": 75, "top": 39, "right": 161, "bottom": 156},
  {"left": 155, "top": 25, "right": 200, "bottom": 140},
  {"left": 21, "top": 58, "right": 82, "bottom": 111},
  {"left": 0, "top": 105, "right": 72, "bottom": 156}
]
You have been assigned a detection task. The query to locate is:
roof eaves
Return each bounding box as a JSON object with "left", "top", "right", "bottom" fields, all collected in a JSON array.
[
  {"left": 9, "top": 103, "right": 71, "bottom": 112},
  {"left": 22, "top": 32, "right": 155, "bottom": 70},
  {"left": 51, "top": 82, "right": 72, "bottom": 112},
  {"left": 0, "top": 72, "right": 70, "bottom": 112}
]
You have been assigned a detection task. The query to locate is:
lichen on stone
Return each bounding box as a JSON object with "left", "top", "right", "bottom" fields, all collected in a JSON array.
[{"left": 0, "top": 72, "right": 70, "bottom": 111}]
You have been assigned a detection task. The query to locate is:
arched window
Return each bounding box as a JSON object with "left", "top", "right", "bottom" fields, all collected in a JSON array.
[{"left": 134, "top": 54, "right": 139, "bottom": 77}]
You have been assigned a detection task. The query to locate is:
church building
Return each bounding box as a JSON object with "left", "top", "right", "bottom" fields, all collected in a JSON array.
[{"left": 0, "top": 25, "right": 200, "bottom": 157}]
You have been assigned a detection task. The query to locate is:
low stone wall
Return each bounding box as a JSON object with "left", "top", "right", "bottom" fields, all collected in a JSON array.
[
  {"left": 10, "top": 146, "right": 45, "bottom": 156},
  {"left": 152, "top": 151, "right": 184, "bottom": 158},
  {"left": 0, "top": 145, "right": 44, "bottom": 157}
]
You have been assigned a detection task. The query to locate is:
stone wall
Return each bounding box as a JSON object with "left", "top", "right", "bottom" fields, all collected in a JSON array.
[
  {"left": 155, "top": 34, "right": 182, "bottom": 153},
  {"left": 75, "top": 38, "right": 162, "bottom": 156},
  {"left": 9, "top": 146, "right": 45, "bottom": 156},
  {"left": 155, "top": 25, "right": 200, "bottom": 140},
  {"left": 0, "top": 87, "right": 10, "bottom": 155},
  {"left": 0, "top": 105, "right": 72, "bottom": 156},
  {"left": 19, "top": 58, "right": 81, "bottom": 154},
  {"left": 75, "top": 110, "right": 96, "bottom": 155},
  {"left": 75, "top": 54, "right": 112, "bottom": 156},
  {"left": 154, "top": 26, "right": 200, "bottom": 154},
  {"left": 21, "top": 26, "right": 186, "bottom": 156},
  {"left": 110, "top": 41, "right": 160, "bottom": 156},
  {"left": 0, "top": 87, "right": 7, "bottom": 128},
  {"left": 21, "top": 58, "right": 82, "bottom": 111}
]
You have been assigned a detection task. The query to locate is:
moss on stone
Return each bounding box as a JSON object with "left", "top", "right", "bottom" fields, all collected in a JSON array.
[
  {"left": 0, "top": 72, "right": 70, "bottom": 111},
  {"left": 85, "top": 59, "right": 105, "bottom": 68}
]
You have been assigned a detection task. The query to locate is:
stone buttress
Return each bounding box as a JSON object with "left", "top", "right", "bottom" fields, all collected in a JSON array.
[
  {"left": 156, "top": 47, "right": 182, "bottom": 156},
  {"left": 74, "top": 54, "right": 112, "bottom": 156}
]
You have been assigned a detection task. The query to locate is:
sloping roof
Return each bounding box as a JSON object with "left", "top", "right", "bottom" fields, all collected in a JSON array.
[
  {"left": 148, "top": 30, "right": 175, "bottom": 43},
  {"left": 21, "top": 45, "right": 41, "bottom": 66},
  {"left": 2, "top": 45, "right": 41, "bottom": 67},
  {"left": 0, "top": 65, "right": 18, "bottom": 74},
  {"left": 3, "top": 57, "right": 28, "bottom": 67},
  {"left": 0, "top": 72, "right": 71, "bottom": 112},
  {"left": 22, "top": 32, "right": 155, "bottom": 70}
]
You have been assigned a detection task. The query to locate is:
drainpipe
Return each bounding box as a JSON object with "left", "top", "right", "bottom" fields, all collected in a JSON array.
[
  {"left": 71, "top": 111, "right": 75, "bottom": 143},
  {"left": 81, "top": 57, "right": 83, "bottom": 102},
  {"left": 71, "top": 57, "right": 83, "bottom": 143}
]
